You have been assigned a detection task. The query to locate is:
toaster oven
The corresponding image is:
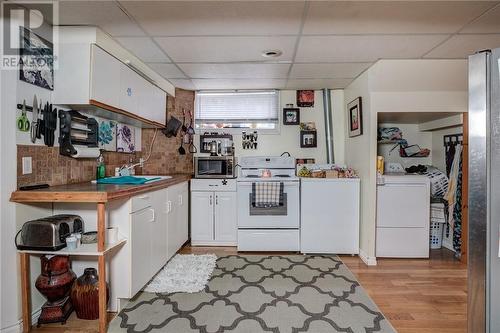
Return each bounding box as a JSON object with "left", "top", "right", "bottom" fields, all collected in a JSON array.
[{"left": 15, "top": 214, "right": 84, "bottom": 251}]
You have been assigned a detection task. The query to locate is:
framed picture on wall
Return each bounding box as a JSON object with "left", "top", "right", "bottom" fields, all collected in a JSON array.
[
  {"left": 347, "top": 97, "right": 362, "bottom": 137},
  {"left": 283, "top": 108, "right": 300, "bottom": 125},
  {"left": 300, "top": 130, "right": 317, "bottom": 148},
  {"left": 297, "top": 90, "right": 314, "bottom": 107}
]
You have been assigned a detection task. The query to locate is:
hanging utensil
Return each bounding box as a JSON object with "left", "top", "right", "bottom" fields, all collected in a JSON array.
[
  {"left": 187, "top": 110, "right": 195, "bottom": 135},
  {"left": 30, "top": 95, "right": 39, "bottom": 143},
  {"left": 181, "top": 108, "right": 187, "bottom": 133},
  {"left": 17, "top": 100, "right": 30, "bottom": 132},
  {"left": 178, "top": 140, "right": 186, "bottom": 155},
  {"left": 188, "top": 141, "right": 197, "bottom": 154}
]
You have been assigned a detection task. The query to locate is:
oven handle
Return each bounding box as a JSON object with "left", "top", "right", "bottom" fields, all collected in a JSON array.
[{"left": 237, "top": 181, "right": 299, "bottom": 187}]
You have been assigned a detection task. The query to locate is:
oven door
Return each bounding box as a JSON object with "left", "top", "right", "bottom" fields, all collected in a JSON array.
[
  {"left": 237, "top": 181, "right": 299, "bottom": 228},
  {"left": 195, "top": 157, "right": 233, "bottom": 178}
]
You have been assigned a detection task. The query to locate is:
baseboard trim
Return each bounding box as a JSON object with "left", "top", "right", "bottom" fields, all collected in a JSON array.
[
  {"left": 0, "top": 309, "right": 41, "bottom": 333},
  {"left": 359, "top": 249, "right": 377, "bottom": 266}
]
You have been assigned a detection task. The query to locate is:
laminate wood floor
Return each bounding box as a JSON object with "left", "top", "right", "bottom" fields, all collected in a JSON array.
[{"left": 30, "top": 246, "right": 466, "bottom": 333}]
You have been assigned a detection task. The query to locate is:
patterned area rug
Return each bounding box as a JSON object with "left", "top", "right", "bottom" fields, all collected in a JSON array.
[{"left": 108, "top": 255, "right": 396, "bottom": 333}]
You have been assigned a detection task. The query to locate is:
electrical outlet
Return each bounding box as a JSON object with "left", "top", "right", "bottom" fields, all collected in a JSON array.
[{"left": 22, "top": 157, "right": 32, "bottom": 175}]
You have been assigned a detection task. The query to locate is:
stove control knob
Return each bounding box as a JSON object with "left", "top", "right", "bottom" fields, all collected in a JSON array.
[{"left": 222, "top": 179, "right": 228, "bottom": 185}]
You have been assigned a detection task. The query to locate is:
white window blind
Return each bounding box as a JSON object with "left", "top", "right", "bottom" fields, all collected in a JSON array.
[{"left": 195, "top": 90, "right": 279, "bottom": 130}]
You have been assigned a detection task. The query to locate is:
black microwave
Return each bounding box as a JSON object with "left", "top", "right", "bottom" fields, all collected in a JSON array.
[{"left": 194, "top": 156, "right": 235, "bottom": 179}]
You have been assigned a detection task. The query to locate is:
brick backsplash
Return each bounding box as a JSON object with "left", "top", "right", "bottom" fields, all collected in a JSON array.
[{"left": 17, "top": 88, "right": 195, "bottom": 188}]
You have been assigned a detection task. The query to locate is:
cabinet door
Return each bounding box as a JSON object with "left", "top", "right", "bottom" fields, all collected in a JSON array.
[
  {"left": 130, "top": 207, "right": 154, "bottom": 295},
  {"left": 151, "top": 85, "right": 167, "bottom": 125},
  {"left": 150, "top": 189, "right": 168, "bottom": 274},
  {"left": 90, "top": 45, "right": 120, "bottom": 107},
  {"left": 177, "top": 183, "right": 189, "bottom": 249},
  {"left": 119, "top": 63, "right": 140, "bottom": 114},
  {"left": 214, "top": 192, "right": 237, "bottom": 244},
  {"left": 190, "top": 191, "right": 214, "bottom": 243}
]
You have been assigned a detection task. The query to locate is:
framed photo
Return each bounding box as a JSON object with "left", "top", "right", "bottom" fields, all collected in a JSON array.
[
  {"left": 19, "top": 28, "right": 54, "bottom": 90},
  {"left": 283, "top": 108, "right": 300, "bottom": 125},
  {"left": 297, "top": 90, "right": 314, "bottom": 107},
  {"left": 300, "top": 130, "right": 317, "bottom": 148},
  {"left": 347, "top": 97, "right": 362, "bottom": 137}
]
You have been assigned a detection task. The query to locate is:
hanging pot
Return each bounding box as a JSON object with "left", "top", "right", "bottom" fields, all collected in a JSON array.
[{"left": 70, "top": 268, "right": 109, "bottom": 320}]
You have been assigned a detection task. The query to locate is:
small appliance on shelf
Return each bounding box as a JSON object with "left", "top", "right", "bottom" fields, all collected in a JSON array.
[{"left": 199, "top": 132, "right": 233, "bottom": 155}]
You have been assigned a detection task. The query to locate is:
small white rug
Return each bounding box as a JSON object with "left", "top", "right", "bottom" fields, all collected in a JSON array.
[{"left": 144, "top": 254, "right": 217, "bottom": 293}]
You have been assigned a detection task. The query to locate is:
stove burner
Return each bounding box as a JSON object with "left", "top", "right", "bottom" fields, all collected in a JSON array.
[
  {"left": 245, "top": 175, "right": 260, "bottom": 178},
  {"left": 274, "top": 175, "right": 291, "bottom": 178}
]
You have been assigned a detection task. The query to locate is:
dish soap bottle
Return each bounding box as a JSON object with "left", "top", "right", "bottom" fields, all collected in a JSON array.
[{"left": 96, "top": 154, "right": 106, "bottom": 180}]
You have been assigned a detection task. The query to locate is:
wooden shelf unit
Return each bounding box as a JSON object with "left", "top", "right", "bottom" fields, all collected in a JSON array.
[{"left": 15, "top": 201, "right": 113, "bottom": 333}]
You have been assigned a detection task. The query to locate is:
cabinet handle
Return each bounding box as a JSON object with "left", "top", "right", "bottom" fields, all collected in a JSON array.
[
  {"left": 209, "top": 184, "right": 218, "bottom": 187},
  {"left": 149, "top": 208, "right": 155, "bottom": 222},
  {"left": 137, "top": 195, "right": 150, "bottom": 200},
  {"left": 167, "top": 201, "right": 172, "bottom": 213},
  {"left": 178, "top": 194, "right": 183, "bottom": 206},
  {"left": 209, "top": 195, "right": 212, "bottom": 206},
  {"left": 216, "top": 195, "right": 218, "bottom": 205}
]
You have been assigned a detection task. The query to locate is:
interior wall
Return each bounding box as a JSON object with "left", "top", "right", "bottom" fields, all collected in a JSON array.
[
  {"left": 377, "top": 123, "right": 433, "bottom": 169},
  {"left": 344, "top": 70, "right": 377, "bottom": 263},
  {"left": 194, "top": 90, "right": 328, "bottom": 163},
  {"left": 141, "top": 88, "right": 194, "bottom": 175}
]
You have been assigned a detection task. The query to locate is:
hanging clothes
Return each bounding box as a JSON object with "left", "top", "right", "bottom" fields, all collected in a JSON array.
[
  {"left": 446, "top": 143, "right": 456, "bottom": 177},
  {"left": 445, "top": 144, "right": 463, "bottom": 257}
]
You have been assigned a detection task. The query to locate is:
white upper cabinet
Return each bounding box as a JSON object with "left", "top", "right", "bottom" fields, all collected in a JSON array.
[
  {"left": 54, "top": 30, "right": 167, "bottom": 127},
  {"left": 90, "top": 45, "right": 121, "bottom": 108}
]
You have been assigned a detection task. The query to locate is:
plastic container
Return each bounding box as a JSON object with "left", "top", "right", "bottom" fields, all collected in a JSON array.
[
  {"left": 430, "top": 221, "right": 444, "bottom": 249},
  {"left": 66, "top": 236, "right": 77, "bottom": 250}
]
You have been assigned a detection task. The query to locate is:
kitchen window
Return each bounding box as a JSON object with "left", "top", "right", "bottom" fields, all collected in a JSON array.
[{"left": 195, "top": 90, "right": 279, "bottom": 131}]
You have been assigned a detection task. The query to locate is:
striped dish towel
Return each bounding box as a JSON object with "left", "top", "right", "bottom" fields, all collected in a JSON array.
[{"left": 252, "top": 182, "right": 283, "bottom": 208}]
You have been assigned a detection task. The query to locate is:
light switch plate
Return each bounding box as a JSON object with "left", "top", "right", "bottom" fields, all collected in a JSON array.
[{"left": 22, "top": 156, "right": 32, "bottom": 175}]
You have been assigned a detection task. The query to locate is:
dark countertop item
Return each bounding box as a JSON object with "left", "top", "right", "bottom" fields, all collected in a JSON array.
[{"left": 10, "top": 174, "right": 191, "bottom": 203}]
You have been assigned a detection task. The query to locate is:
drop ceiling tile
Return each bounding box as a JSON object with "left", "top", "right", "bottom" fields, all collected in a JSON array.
[
  {"left": 192, "top": 79, "right": 286, "bottom": 90},
  {"left": 59, "top": 1, "right": 144, "bottom": 36},
  {"left": 424, "top": 34, "right": 500, "bottom": 58},
  {"left": 179, "top": 63, "right": 291, "bottom": 79},
  {"left": 115, "top": 37, "right": 170, "bottom": 63},
  {"left": 148, "top": 63, "right": 186, "bottom": 79},
  {"left": 155, "top": 36, "right": 296, "bottom": 63},
  {"left": 286, "top": 79, "right": 353, "bottom": 90},
  {"left": 289, "top": 63, "right": 372, "bottom": 79},
  {"left": 169, "top": 79, "right": 196, "bottom": 90},
  {"left": 295, "top": 35, "right": 449, "bottom": 63},
  {"left": 120, "top": 1, "right": 304, "bottom": 36},
  {"left": 461, "top": 5, "right": 500, "bottom": 33},
  {"left": 303, "top": 1, "right": 495, "bottom": 35}
]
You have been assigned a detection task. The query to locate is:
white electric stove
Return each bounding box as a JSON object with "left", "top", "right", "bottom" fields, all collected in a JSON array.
[{"left": 237, "top": 156, "right": 300, "bottom": 251}]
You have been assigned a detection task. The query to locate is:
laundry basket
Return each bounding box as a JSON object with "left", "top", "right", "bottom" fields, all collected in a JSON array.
[{"left": 430, "top": 221, "right": 444, "bottom": 249}]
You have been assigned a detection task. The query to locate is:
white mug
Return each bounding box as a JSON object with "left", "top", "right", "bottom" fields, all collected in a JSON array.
[{"left": 106, "top": 227, "right": 119, "bottom": 244}]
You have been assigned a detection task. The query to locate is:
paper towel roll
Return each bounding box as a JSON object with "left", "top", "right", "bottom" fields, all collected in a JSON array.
[{"left": 72, "top": 145, "right": 100, "bottom": 159}]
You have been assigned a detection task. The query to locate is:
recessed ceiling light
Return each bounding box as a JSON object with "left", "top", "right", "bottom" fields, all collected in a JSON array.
[{"left": 262, "top": 50, "right": 283, "bottom": 58}]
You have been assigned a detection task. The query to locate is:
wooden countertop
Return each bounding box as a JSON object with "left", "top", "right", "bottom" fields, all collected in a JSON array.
[{"left": 10, "top": 174, "right": 191, "bottom": 203}]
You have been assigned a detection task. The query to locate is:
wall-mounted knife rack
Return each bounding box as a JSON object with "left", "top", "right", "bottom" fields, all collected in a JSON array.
[{"left": 59, "top": 110, "right": 99, "bottom": 157}]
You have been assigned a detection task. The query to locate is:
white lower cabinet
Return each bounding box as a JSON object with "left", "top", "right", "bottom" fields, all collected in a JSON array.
[
  {"left": 191, "top": 179, "right": 237, "bottom": 246},
  {"left": 166, "top": 182, "right": 189, "bottom": 259},
  {"left": 108, "top": 181, "right": 189, "bottom": 311}
]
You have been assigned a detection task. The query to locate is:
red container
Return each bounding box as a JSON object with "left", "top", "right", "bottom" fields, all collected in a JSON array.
[
  {"left": 70, "top": 268, "right": 109, "bottom": 320},
  {"left": 35, "top": 255, "right": 76, "bottom": 303}
]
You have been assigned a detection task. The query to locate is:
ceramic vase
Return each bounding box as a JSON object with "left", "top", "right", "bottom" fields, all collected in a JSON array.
[{"left": 70, "top": 268, "right": 109, "bottom": 320}]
